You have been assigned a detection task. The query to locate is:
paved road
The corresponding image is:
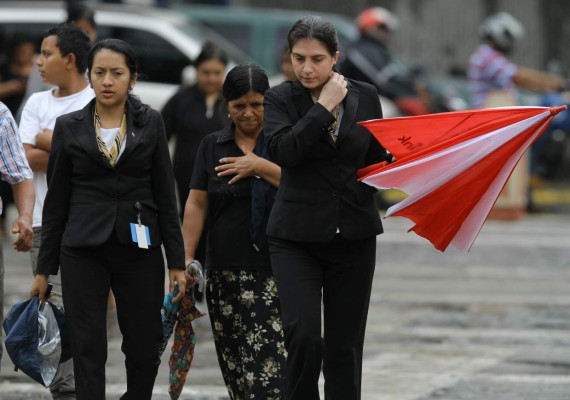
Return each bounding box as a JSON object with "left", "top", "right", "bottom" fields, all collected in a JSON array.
[{"left": 1, "top": 195, "right": 569, "bottom": 399}]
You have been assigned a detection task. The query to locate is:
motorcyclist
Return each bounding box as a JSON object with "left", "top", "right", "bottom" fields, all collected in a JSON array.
[
  {"left": 468, "top": 11, "right": 568, "bottom": 212},
  {"left": 340, "top": 7, "right": 431, "bottom": 116},
  {"left": 468, "top": 11, "right": 566, "bottom": 109}
]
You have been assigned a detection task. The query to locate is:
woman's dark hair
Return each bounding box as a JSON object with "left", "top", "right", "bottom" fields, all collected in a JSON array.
[
  {"left": 66, "top": 2, "right": 97, "bottom": 29},
  {"left": 194, "top": 41, "right": 228, "bottom": 69},
  {"left": 287, "top": 15, "right": 339, "bottom": 56},
  {"left": 44, "top": 23, "right": 91, "bottom": 74},
  {"left": 87, "top": 39, "right": 150, "bottom": 125},
  {"left": 222, "top": 64, "right": 269, "bottom": 103}
]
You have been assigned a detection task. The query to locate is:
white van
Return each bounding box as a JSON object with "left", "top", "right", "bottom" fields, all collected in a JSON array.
[{"left": 0, "top": 1, "right": 251, "bottom": 110}]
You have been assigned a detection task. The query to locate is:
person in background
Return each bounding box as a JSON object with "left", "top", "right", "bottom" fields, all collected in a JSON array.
[
  {"left": 161, "top": 41, "right": 229, "bottom": 282},
  {"left": 66, "top": 2, "right": 98, "bottom": 43},
  {"left": 263, "top": 15, "right": 391, "bottom": 400},
  {"left": 19, "top": 23, "right": 95, "bottom": 400},
  {"left": 340, "top": 7, "right": 431, "bottom": 116},
  {"left": 280, "top": 46, "right": 296, "bottom": 81},
  {"left": 468, "top": 11, "right": 567, "bottom": 211},
  {"left": 0, "top": 34, "right": 36, "bottom": 117},
  {"left": 162, "top": 41, "right": 229, "bottom": 216},
  {"left": 28, "top": 38, "right": 186, "bottom": 400},
  {"left": 269, "top": 46, "right": 296, "bottom": 86},
  {"left": 182, "top": 64, "right": 286, "bottom": 399},
  {"left": 16, "top": 1, "right": 98, "bottom": 122},
  {"left": 0, "top": 34, "right": 36, "bottom": 236},
  {"left": 0, "top": 101, "right": 35, "bottom": 373},
  {"left": 468, "top": 11, "right": 566, "bottom": 109}
]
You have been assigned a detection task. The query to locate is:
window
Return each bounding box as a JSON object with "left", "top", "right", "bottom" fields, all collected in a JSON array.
[
  {"left": 97, "top": 26, "right": 192, "bottom": 85},
  {"left": 200, "top": 22, "right": 252, "bottom": 56}
]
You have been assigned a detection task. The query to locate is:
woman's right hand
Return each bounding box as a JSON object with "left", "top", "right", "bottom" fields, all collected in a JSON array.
[
  {"left": 29, "top": 273, "right": 49, "bottom": 304},
  {"left": 318, "top": 72, "right": 348, "bottom": 112}
]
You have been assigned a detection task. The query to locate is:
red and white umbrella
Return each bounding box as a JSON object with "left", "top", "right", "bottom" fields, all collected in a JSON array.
[{"left": 358, "top": 106, "right": 567, "bottom": 252}]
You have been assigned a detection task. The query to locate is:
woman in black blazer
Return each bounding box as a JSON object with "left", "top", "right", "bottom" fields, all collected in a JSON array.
[
  {"left": 263, "top": 16, "right": 391, "bottom": 400},
  {"left": 29, "top": 39, "right": 186, "bottom": 400}
]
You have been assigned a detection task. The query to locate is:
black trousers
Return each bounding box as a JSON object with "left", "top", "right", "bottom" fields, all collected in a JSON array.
[
  {"left": 268, "top": 234, "right": 377, "bottom": 400},
  {"left": 60, "top": 232, "right": 165, "bottom": 400}
]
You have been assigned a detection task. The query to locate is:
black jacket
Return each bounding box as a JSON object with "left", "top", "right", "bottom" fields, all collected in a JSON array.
[
  {"left": 161, "top": 84, "right": 227, "bottom": 190},
  {"left": 37, "top": 98, "right": 184, "bottom": 275},
  {"left": 263, "top": 78, "right": 390, "bottom": 242}
]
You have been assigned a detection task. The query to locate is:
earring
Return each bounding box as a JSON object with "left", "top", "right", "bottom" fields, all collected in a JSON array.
[{"left": 227, "top": 113, "right": 230, "bottom": 118}]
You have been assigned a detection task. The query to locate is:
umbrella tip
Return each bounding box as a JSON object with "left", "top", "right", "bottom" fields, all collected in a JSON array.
[{"left": 550, "top": 105, "right": 568, "bottom": 116}]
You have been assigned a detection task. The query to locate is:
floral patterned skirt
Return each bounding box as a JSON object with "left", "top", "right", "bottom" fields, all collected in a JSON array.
[{"left": 206, "top": 269, "right": 287, "bottom": 400}]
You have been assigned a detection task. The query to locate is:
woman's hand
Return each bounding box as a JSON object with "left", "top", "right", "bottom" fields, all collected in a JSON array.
[
  {"left": 29, "top": 273, "right": 49, "bottom": 307},
  {"left": 169, "top": 268, "right": 186, "bottom": 303},
  {"left": 318, "top": 72, "right": 348, "bottom": 112},
  {"left": 216, "top": 146, "right": 260, "bottom": 184}
]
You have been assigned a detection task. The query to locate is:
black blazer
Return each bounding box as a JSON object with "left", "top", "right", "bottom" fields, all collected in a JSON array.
[
  {"left": 37, "top": 98, "right": 184, "bottom": 275},
  {"left": 263, "top": 79, "right": 390, "bottom": 242}
]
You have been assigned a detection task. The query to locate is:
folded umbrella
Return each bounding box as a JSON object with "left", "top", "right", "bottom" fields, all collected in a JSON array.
[
  {"left": 3, "top": 296, "right": 70, "bottom": 387},
  {"left": 160, "top": 283, "right": 205, "bottom": 400},
  {"left": 358, "top": 106, "right": 567, "bottom": 252},
  {"left": 160, "top": 286, "right": 181, "bottom": 356}
]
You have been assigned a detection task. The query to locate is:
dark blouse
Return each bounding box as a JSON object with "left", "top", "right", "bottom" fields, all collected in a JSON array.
[{"left": 190, "top": 126, "right": 274, "bottom": 271}]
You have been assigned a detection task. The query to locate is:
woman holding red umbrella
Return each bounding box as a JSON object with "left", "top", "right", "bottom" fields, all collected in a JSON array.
[{"left": 262, "top": 16, "right": 391, "bottom": 400}]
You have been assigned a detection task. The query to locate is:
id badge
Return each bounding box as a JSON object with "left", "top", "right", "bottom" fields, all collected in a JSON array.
[{"left": 130, "top": 223, "right": 151, "bottom": 249}]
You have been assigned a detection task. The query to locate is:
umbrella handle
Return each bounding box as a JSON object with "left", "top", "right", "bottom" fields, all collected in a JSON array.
[
  {"left": 551, "top": 105, "right": 568, "bottom": 116},
  {"left": 186, "top": 260, "right": 204, "bottom": 292}
]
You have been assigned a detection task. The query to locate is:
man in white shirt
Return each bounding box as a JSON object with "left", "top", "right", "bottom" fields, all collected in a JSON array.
[{"left": 19, "top": 23, "right": 94, "bottom": 400}]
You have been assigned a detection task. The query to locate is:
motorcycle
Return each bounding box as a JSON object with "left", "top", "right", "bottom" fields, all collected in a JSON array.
[{"left": 535, "top": 91, "right": 570, "bottom": 181}]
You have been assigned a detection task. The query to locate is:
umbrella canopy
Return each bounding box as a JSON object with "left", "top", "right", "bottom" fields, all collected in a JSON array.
[{"left": 358, "top": 106, "right": 567, "bottom": 252}]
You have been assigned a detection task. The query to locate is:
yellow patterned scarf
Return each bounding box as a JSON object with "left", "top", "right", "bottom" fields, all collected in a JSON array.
[{"left": 93, "top": 107, "right": 127, "bottom": 166}]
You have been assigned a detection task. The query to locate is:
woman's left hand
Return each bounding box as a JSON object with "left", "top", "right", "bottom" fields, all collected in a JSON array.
[
  {"left": 169, "top": 268, "right": 186, "bottom": 303},
  {"left": 29, "top": 273, "right": 50, "bottom": 308},
  {"left": 216, "top": 147, "right": 260, "bottom": 184}
]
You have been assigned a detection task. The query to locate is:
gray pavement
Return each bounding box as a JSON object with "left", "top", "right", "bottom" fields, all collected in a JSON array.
[{"left": 1, "top": 187, "right": 570, "bottom": 400}]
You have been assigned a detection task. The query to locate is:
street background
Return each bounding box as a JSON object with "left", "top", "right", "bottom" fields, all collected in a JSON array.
[
  {"left": 1, "top": 0, "right": 569, "bottom": 398},
  {"left": 185, "top": 0, "right": 570, "bottom": 82},
  {"left": 1, "top": 184, "right": 569, "bottom": 400}
]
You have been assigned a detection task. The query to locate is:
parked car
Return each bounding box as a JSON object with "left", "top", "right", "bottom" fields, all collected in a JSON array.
[
  {"left": 171, "top": 4, "right": 359, "bottom": 77},
  {"left": 0, "top": 1, "right": 252, "bottom": 110}
]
